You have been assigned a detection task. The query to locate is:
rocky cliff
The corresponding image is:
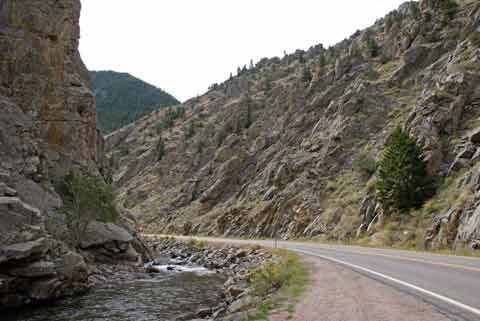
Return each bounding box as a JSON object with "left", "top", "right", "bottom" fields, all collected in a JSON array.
[
  {"left": 108, "top": 0, "right": 480, "bottom": 251},
  {"left": 0, "top": 0, "right": 146, "bottom": 308}
]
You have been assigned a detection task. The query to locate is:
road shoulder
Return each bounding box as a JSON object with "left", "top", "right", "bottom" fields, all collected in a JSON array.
[{"left": 268, "top": 255, "right": 452, "bottom": 321}]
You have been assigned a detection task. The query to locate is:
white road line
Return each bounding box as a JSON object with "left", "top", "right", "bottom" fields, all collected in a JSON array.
[{"left": 290, "top": 248, "right": 480, "bottom": 317}]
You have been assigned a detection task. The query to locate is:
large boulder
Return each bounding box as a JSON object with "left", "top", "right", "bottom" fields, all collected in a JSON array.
[
  {"left": 0, "top": 238, "right": 47, "bottom": 264},
  {"left": 80, "top": 221, "right": 140, "bottom": 263},
  {"left": 80, "top": 222, "right": 134, "bottom": 249}
]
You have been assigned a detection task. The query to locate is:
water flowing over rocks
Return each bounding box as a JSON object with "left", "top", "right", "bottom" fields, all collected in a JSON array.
[{"left": 145, "top": 237, "right": 278, "bottom": 321}]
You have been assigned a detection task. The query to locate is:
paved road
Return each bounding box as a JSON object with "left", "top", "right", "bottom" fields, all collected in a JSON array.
[{"left": 164, "top": 237, "right": 480, "bottom": 321}]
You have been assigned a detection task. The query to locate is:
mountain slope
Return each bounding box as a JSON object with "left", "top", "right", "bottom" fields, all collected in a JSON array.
[
  {"left": 107, "top": 0, "right": 480, "bottom": 252},
  {"left": 91, "top": 71, "right": 179, "bottom": 133}
]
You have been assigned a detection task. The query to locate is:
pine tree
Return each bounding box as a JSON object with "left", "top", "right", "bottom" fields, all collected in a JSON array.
[
  {"left": 302, "top": 67, "right": 313, "bottom": 83},
  {"left": 366, "top": 37, "right": 379, "bottom": 57},
  {"left": 184, "top": 122, "right": 195, "bottom": 140},
  {"left": 318, "top": 54, "right": 326, "bottom": 67},
  {"left": 156, "top": 137, "right": 165, "bottom": 161},
  {"left": 299, "top": 53, "right": 305, "bottom": 64},
  {"left": 376, "top": 128, "right": 434, "bottom": 212}
]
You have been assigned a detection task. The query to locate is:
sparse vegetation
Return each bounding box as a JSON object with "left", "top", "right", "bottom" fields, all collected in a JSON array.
[
  {"left": 186, "top": 238, "right": 208, "bottom": 248},
  {"left": 352, "top": 151, "right": 376, "bottom": 177},
  {"left": 469, "top": 31, "right": 480, "bottom": 47},
  {"left": 247, "top": 250, "right": 309, "bottom": 320},
  {"left": 60, "top": 172, "right": 118, "bottom": 245},
  {"left": 157, "top": 107, "right": 186, "bottom": 131}
]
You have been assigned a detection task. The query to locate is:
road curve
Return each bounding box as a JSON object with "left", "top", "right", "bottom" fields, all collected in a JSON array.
[{"left": 155, "top": 236, "right": 480, "bottom": 321}]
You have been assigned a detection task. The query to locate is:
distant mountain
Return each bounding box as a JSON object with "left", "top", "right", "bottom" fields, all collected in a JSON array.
[{"left": 91, "top": 71, "right": 179, "bottom": 134}]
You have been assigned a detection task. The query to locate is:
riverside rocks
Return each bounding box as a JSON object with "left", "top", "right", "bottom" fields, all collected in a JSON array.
[{"left": 145, "top": 237, "right": 278, "bottom": 321}]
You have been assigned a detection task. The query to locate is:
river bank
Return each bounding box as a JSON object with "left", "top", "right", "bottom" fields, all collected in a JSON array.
[
  {"left": 4, "top": 237, "right": 281, "bottom": 321},
  {"left": 145, "top": 236, "right": 279, "bottom": 321}
]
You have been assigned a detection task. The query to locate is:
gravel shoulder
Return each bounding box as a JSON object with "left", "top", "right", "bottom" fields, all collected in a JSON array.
[{"left": 268, "top": 256, "right": 453, "bottom": 321}]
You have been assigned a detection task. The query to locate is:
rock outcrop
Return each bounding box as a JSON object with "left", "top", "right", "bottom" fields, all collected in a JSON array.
[
  {"left": 0, "top": 0, "right": 145, "bottom": 307},
  {"left": 108, "top": 0, "right": 480, "bottom": 251}
]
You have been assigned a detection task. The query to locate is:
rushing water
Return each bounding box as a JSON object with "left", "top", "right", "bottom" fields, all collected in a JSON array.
[{"left": 3, "top": 269, "right": 225, "bottom": 321}]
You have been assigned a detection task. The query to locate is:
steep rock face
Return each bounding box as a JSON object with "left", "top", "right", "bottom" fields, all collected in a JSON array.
[
  {"left": 0, "top": 0, "right": 144, "bottom": 308},
  {"left": 109, "top": 0, "right": 480, "bottom": 250},
  {"left": 0, "top": 0, "right": 100, "bottom": 177}
]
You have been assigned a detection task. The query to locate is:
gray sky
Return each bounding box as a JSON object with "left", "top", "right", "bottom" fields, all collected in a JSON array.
[{"left": 79, "top": 0, "right": 407, "bottom": 102}]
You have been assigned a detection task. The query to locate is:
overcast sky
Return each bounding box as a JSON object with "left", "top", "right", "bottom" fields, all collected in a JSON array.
[{"left": 79, "top": 0, "right": 407, "bottom": 102}]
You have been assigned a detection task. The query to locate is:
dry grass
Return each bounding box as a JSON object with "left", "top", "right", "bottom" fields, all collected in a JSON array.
[
  {"left": 247, "top": 250, "right": 310, "bottom": 320},
  {"left": 367, "top": 60, "right": 402, "bottom": 84}
]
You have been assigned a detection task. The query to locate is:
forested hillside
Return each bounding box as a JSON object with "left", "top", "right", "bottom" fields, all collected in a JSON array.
[{"left": 91, "top": 71, "right": 179, "bottom": 133}]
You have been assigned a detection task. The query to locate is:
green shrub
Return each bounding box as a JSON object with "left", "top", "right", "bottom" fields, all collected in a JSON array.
[
  {"left": 239, "top": 104, "right": 253, "bottom": 130},
  {"left": 376, "top": 128, "right": 435, "bottom": 212},
  {"left": 248, "top": 251, "right": 309, "bottom": 299},
  {"left": 442, "top": 0, "right": 458, "bottom": 19},
  {"left": 156, "top": 137, "right": 166, "bottom": 161},
  {"left": 61, "top": 173, "right": 118, "bottom": 245},
  {"left": 353, "top": 152, "right": 376, "bottom": 177},
  {"left": 186, "top": 238, "right": 207, "bottom": 247},
  {"left": 385, "top": 15, "right": 393, "bottom": 30},
  {"left": 367, "top": 37, "right": 380, "bottom": 57},
  {"left": 184, "top": 123, "right": 195, "bottom": 140},
  {"left": 301, "top": 67, "right": 313, "bottom": 83},
  {"left": 409, "top": 3, "right": 421, "bottom": 19}
]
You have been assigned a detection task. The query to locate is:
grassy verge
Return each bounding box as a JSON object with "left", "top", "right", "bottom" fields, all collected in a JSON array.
[{"left": 245, "top": 249, "right": 310, "bottom": 320}]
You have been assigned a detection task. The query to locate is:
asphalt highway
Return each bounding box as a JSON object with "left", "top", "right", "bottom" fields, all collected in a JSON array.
[{"left": 163, "top": 237, "right": 480, "bottom": 321}]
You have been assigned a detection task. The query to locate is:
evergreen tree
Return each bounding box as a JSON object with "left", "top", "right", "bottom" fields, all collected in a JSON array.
[
  {"left": 184, "top": 122, "right": 195, "bottom": 140},
  {"left": 299, "top": 53, "right": 305, "bottom": 64},
  {"left": 156, "top": 137, "right": 166, "bottom": 161},
  {"left": 376, "top": 128, "right": 434, "bottom": 212},
  {"left": 366, "top": 37, "right": 380, "bottom": 57},
  {"left": 409, "top": 3, "right": 421, "bottom": 19},
  {"left": 318, "top": 54, "right": 327, "bottom": 67},
  {"left": 442, "top": 0, "right": 458, "bottom": 20},
  {"left": 302, "top": 67, "right": 313, "bottom": 83}
]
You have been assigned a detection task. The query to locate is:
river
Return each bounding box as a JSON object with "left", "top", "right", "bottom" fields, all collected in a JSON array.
[{"left": 3, "top": 269, "right": 225, "bottom": 321}]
